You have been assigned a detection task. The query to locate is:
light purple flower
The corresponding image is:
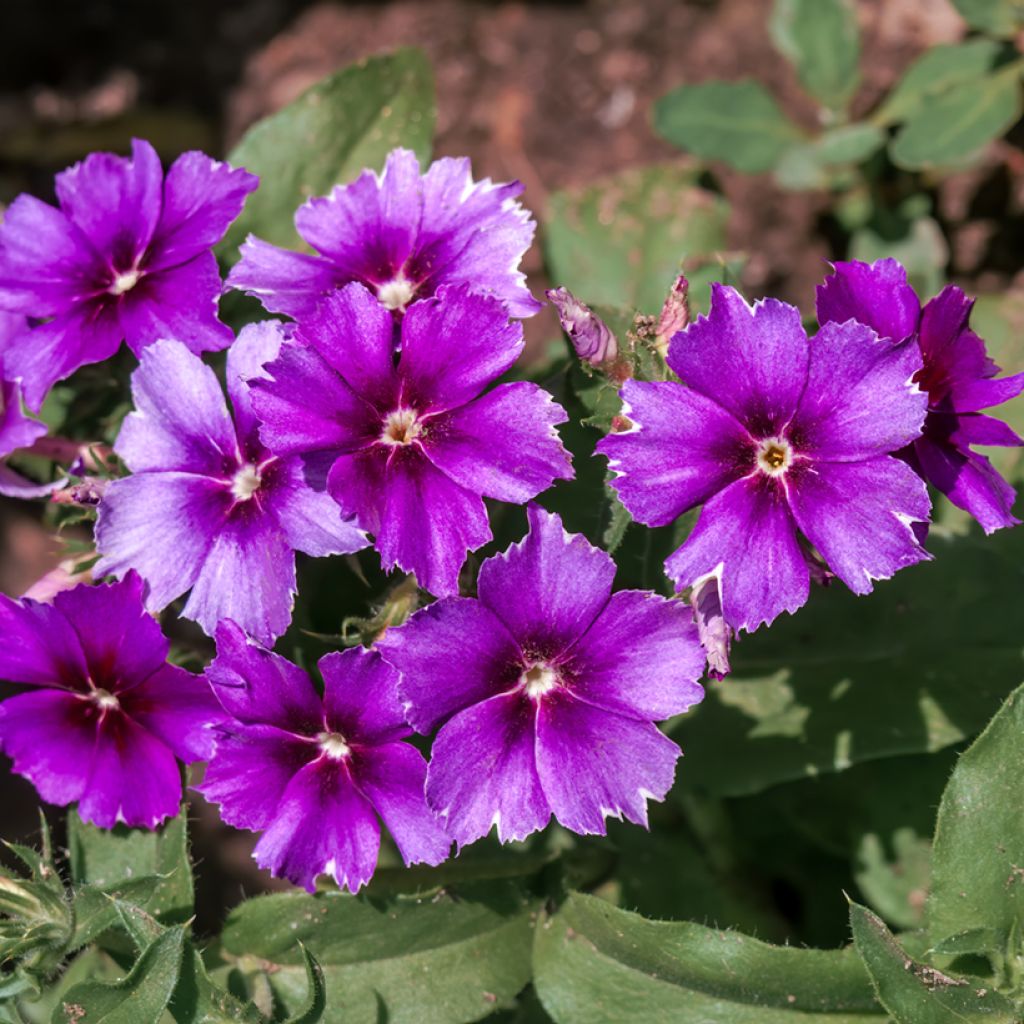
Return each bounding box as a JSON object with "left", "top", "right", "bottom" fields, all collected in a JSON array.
[
  {"left": 94, "top": 324, "right": 367, "bottom": 644},
  {"left": 0, "top": 138, "right": 257, "bottom": 410},
  {"left": 818, "top": 258, "right": 1024, "bottom": 534},
  {"left": 547, "top": 287, "right": 618, "bottom": 365},
  {"left": 377, "top": 506, "right": 705, "bottom": 848},
  {"left": 199, "top": 621, "right": 450, "bottom": 892},
  {"left": 598, "top": 284, "right": 932, "bottom": 633},
  {"left": 0, "top": 572, "right": 221, "bottom": 829},
  {"left": 228, "top": 147, "right": 541, "bottom": 321},
  {"left": 250, "top": 283, "right": 572, "bottom": 596}
]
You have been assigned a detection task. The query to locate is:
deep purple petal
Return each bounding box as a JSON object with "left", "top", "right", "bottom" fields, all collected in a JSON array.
[
  {"left": 319, "top": 646, "right": 409, "bottom": 745},
  {"left": 253, "top": 758, "right": 381, "bottom": 893},
  {"left": 916, "top": 286, "right": 979, "bottom": 399},
  {"left": 378, "top": 597, "right": 522, "bottom": 734},
  {"left": 118, "top": 252, "right": 232, "bottom": 357},
  {"left": 227, "top": 237, "right": 340, "bottom": 320},
  {"left": 790, "top": 320, "right": 926, "bottom": 461},
  {"left": 55, "top": 138, "right": 163, "bottom": 266},
  {"left": 665, "top": 474, "right": 809, "bottom": 634},
  {"left": 327, "top": 447, "right": 388, "bottom": 535},
  {"left": 425, "top": 692, "right": 549, "bottom": 846},
  {"left": 225, "top": 320, "right": 287, "bottom": 444},
  {"left": 148, "top": 152, "right": 258, "bottom": 271},
  {"left": 398, "top": 288, "right": 523, "bottom": 413},
  {"left": 94, "top": 472, "right": 226, "bottom": 611},
  {"left": 354, "top": 741, "right": 451, "bottom": 867},
  {"left": 115, "top": 339, "right": 238, "bottom": 475},
  {"left": 0, "top": 592, "right": 88, "bottom": 688},
  {"left": 598, "top": 379, "right": 751, "bottom": 527},
  {"left": 950, "top": 372, "right": 1024, "bottom": 414},
  {"left": 207, "top": 620, "right": 323, "bottom": 734},
  {"left": 952, "top": 413, "right": 1024, "bottom": 447},
  {"left": 425, "top": 382, "right": 572, "bottom": 502},
  {"left": 535, "top": 690, "right": 681, "bottom": 834},
  {"left": 816, "top": 258, "right": 920, "bottom": 342},
  {"left": 477, "top": 505, "right": 614, "bottom": 653},
  {"left": 667, "top": 285, "right": 809, "bottom": 435},
  {"left": 568, "top": 591, "right": 705, "bottom": 720},
  {"left": 789, "top": 456, "right": 931, "bottom": 593},
  {"left": 0, "top": 378, "right": 47, "bottom": 459}
]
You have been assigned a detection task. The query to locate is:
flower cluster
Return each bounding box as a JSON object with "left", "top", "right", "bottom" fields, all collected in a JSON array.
[{"left": 0, "top": 137, "right": 1019, "bottom": 893}]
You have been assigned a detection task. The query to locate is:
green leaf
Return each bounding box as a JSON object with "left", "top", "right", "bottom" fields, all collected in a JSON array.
[
  {"left": 545, "top": 164, "right": 729, "bottom": 313},
  {"left": 282, "top": 946, "right": 326, "bottom": 1024},
  {"left": 671, "top": 527, "right": 1024, "bottom": 797},
  {"left": 170, "top": 943, "right": 266, "bottom": 1024},
  {"left": 654, "top": 80, "right": 805, "bottom": 173},
  {"left": 875, "top": 40, "right": 1003, "bottom": 125},
  {"left": 773, "top": 124, "right": 885, "bottom": 190},
  {"left": 221, "top": 49, "right": 435, "bottom": 258},
  {"left": 849, "top": 901, "right": 1017, "bottom": 1022},
  {"left": 928, "top": 684, "right": 1024, "bottom": 954},
  {"left": 70, "top": 877, "right": 162, "bottom": 951},
  {"left": 889, "top": 66, "right": 1022, "bottom": 170},
  {"left": 55, "top": 926, "right": 186, "bottom": 1024},
  {"left": 219, "top": 885, "right": 538, "bottom": 1023},
  {"left": 951, "top": 0, "right": 1024, "bottom": 36},
  {"left": 770, "top": 0, "right": 860, "bottom": 112},
  {"left": 67, "top": 809, "right": 194, "bottom": 925},
  {"left": 534, "top": 893, "right": 882, "bottom": 1022}
]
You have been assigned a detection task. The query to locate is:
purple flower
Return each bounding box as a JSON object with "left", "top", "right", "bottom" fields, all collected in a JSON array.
[
  {"left": 547, "top": 287, "right": 618, "bottom": 365},
  {"left": 199, "top": 621, "right": 450, "bottom": 892},
  {"left": 818, "top": 258, "right": 1024, "bottom": 534},
  {"left": 0, "top": 572, "right": 221, "bottom": 829},
  {"left": 228, "top": 147, "right": 541, "bottom": 321},
  {"left": 598, "top": 284, "right": 932, "bottom": 633},
  {"left": 0, "top": 138, "right": 258, "bottom": 410},
  {"left": 94, "top": 324, "right": 367, "bottom": 644},
  {"left": 377, "top": 506, "right": 705, "bottom": 847},
  {"left": 250, "top": 283, "right": 572, "bottom": 596}
]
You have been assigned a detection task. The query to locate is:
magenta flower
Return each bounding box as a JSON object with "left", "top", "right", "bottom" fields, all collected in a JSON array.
[
  {"left": 377, "top": 506, "right": 705, "bottom": 848},
  {"left": 0, "top": 138, "right": 257, "bottom": 410},
  {"left": 228, "top": 147, "right": 541, "bottom": 321},
  {"left": 94, "top": 323, "right": 367, "bottom": 645},
  {"left": 199, "top": 621, "right": 450, "bottom": 892},
  {"left": 0, "top": 572, "right": 221, "bottom": 829},
  {"left": 818, "top": 258, "right": 1024, "bottom": 534},
  {"left": 598, "top": 284, "right": 932, "bottom": 633},
  {"left": 250, "top": 282, "right": 572, "bottom": 596}
]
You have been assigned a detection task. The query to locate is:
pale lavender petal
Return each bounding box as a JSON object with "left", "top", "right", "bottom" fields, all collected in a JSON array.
[
  {"left": 378, "top": 597, "right": 521, "bottom": 734},
  {"left": 569, "top": 591, "right": 705, "bottom": 720},
  {"left": 320, "top": 646, "right": 409, "bottom": 745},
  {"left": 425, "top": 382, "right": 572, "bottom": 502},
  {"left": 667, "top": 286, "right": 809, "bottom": 435},
  {"left": 535, "top": 690, "right": 681, "bottom": 834},
  {"left": 477, "top": 505, "right": 615, "bottom": 652},
  {"left": 665, "top": 474, "right": 809, "bottom": 633},
  {"left": 115, "top": 339, "right": 238, "bottom": 475},
  {"left": 254, "top": 758, "right": 381, "bottom": 893},
  {"left": 426, "top": 692, "right": 550, "bottom": 846},
  {"left": 227, "top": 236, "right": 340, "bottom": 320},
  {"left": 225, "top": 320, "right": 287, "bottom": 444},
  {"left": 789, "top": 457, "right": 931, "bottom": 594},
  {"left": 790, "top": 320, "right": 926, "bottom": 461},
  {"left": 355, "top": 742, "right": 451, "bottom": 867},
  {"left": 0, "top": 592, "right": 88, "bottom": 688},
  {"left": 0, "top": 464, "right": 61, "bottom": 499},
  {"left": 0, "top": 378, "right": 46, "bottom": 458},
  {"left": 149, "top": 152, "right": 258, "bottom": 271},
  {"left": 816, "top": 258, "right": 920, "bottom": 342},
  {"left": 598, "top": 379, "right": 751, "bottom": 527}
]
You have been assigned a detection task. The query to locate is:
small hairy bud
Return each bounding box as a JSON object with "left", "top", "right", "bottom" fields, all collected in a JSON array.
[
  {"left": 655, "top": 274, "right": 690, "bottom": 353},
  {"left": 690, "top": 574, "right": 731, "bottom": 681},
  {"left": 547, "top": 287, "right": 618, "bottom": 366}
]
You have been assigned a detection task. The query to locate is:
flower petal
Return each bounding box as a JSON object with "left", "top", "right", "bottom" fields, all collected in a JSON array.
[
  {"left": 816, "top": 258, "right": 920, "bottom": 343},
  {"left": 951, "top": 413, "right": 1023, "bottom": 448},
  {"left": 0, "top": 378, "right": 46, "bottom": 458},
  {"left": 327, "top": 447, "right": 388, "bottom": 535},
  {"left": 225, "top": 320, "right": 288, "bottom": 445},
  {"left": 378, "top": 597, "right": 522, "bottom": 734},
  {"left": 535, "top": 690, "right": 681, "bottom": 834},
  {"left": 0, "top": 592, "right": 88, "bottom": 688},
  {"left": 665, "top": 474, "right": 809, "bottom": 633},
  {"left": 320, "top": 646, "right": 409, "bottom": 744},
  {"left": 426, "top": 692, "right": 550, "bottom": 846},
  {"left": 227, "top": 236, "right": 340, "bottom": 320},
  {"left": 788, "top": 456, "right": 931, "bottom": 593},
  {"left": 598, "top": 379, "right": 751, "bottom": 527},
  {"left": 950, "top": 371, "right": 1024, "bottom": 414}
]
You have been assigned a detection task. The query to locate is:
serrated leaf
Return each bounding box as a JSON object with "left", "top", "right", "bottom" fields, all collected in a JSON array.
[
  {"left": 221, "top": 49, "right": 435, "bottom": 259},
  {"left": 671, "top": 527, "right": 1024, "bottom": 797},
  {"left": 770, "top": 0, "right": 860, "bottom": 112},
  {"left": 889, "top": 66, "right": 1022, "bottom": 170},
  {"left": 534, "top": 893, "right": 883, "bottom": 1022},
  {"left": 951, "top": 0, "right": 1024, "bottom": 36},
  {"left": 69, "top": 877, "right": 162, "bottom": 951},
  {"left": 927, "top": 684, "right": 1024, "bottom": 954},
  {"left": 545, "top": 165, "right": 729, "bottom": 314},
  {"left": 654, "top": 80, "right": 806, "bottom": 173},
  {"left": 849, "top": 901, "right": 1017, "bottom": 1023},
  {"left": 282, "top": 946, "right": 326, "bottom": 1024}
]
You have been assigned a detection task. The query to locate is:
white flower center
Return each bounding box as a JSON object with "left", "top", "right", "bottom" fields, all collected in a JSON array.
[
  {"left": 231, "top": 463, "right": 262, "bottom": 501},
  {"left": 317, "top": 732, "right": 351, "bottom": 760},
  {"left": 108, "top": 270, "right": 140, "bottom": 296},
  {"left": 755, "top": 436, "right": 793, "bottom": 477},
  {"left": 521, "top": 664, "right": 558, "bottom": 699},
  {"left": 90, "top": 688, "right": 120, "bottom": 710},
  {"left": 377, "top": 275, "right": 415, "bottom": 312},
  {"left": 380, "top": 408, "right": 422, "bottom": 446}
]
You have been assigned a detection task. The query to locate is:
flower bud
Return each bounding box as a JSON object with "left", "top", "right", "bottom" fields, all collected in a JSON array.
[
  {"left": 547, "top": 287, "right": 618, "bottom": 366},
  {"left": 655, "top": 274, "right": 690, "bottom": 353},
  {"left": 690, "top": 573, "right": 731, "bottom": 680}
]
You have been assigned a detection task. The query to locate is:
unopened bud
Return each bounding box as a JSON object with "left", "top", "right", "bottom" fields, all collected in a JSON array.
[
  {"left": 690, "top": 573, "right": 731, "bottom": 681},
  {"left": 547, "top": 287, "right": 618, "bottom": 366},
  {"left": 655, "top": 274, "right": 690, "bottom": 354}
]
